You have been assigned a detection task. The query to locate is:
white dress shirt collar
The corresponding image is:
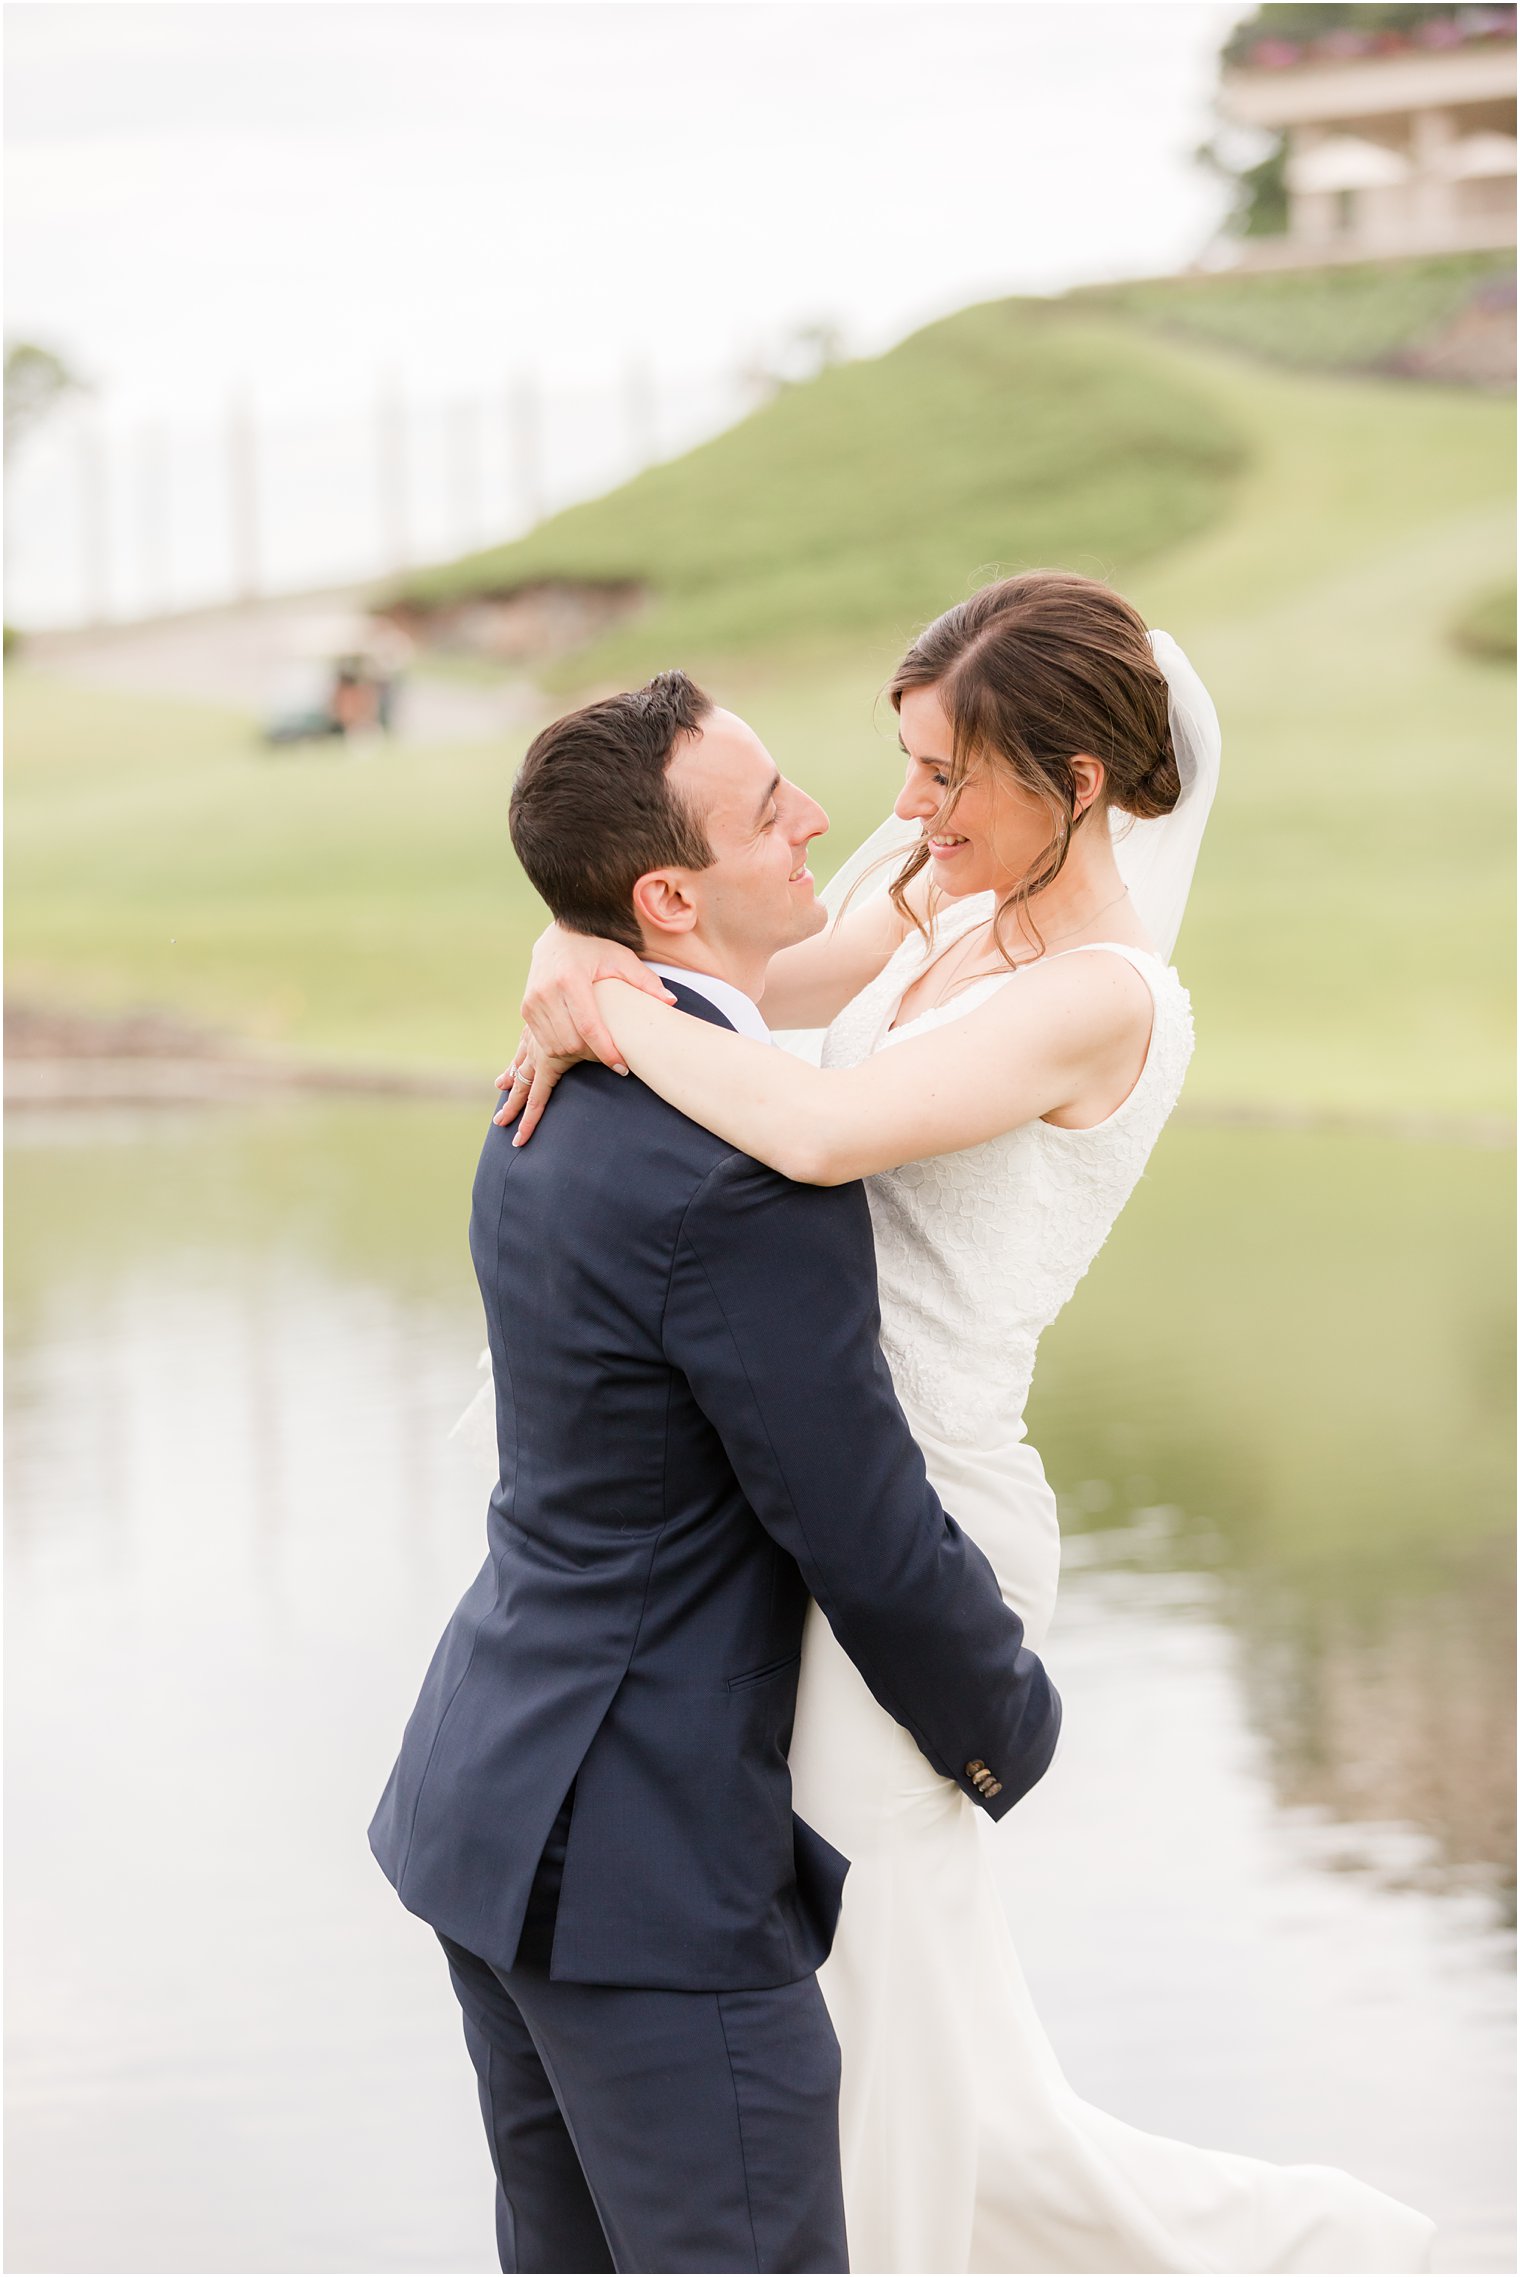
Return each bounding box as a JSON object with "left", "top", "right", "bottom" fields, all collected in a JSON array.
[{"left": 644, "top": 962, "right": 773, "bottom": 1046}]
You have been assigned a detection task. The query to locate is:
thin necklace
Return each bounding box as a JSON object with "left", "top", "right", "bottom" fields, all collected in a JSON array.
[
  {"left": 1034, "top": 884, "right": 1132, "bottom": 946},
  {"left": 917, "top": 885, "right": 1133, "bottom": 1007},
  {"left": 951, "top": 885, "right": 1132, "bottom": 970}
]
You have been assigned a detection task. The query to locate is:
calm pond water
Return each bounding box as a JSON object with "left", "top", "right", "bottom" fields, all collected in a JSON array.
[{"left": 5, "top": 1099, "right": 1514, "bottom": 2275}]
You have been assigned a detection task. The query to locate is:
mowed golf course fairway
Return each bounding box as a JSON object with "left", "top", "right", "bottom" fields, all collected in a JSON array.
[{"left": 6, "top": 289, "right": 1513, "bottom": 1118}]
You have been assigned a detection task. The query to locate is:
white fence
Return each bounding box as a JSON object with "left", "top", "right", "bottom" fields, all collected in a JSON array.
[{"left": 4, "top": 365, "right": 759, "bottom": 631}]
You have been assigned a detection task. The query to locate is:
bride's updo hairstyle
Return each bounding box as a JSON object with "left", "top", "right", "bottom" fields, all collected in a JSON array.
[{"left": 888, "top": 569, "right": 1180, "bottom": 957}]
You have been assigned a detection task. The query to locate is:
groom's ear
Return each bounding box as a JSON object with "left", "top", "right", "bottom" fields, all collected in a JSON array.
[{"left": 631, "top": 867, "right": 700, "bottom": 943}]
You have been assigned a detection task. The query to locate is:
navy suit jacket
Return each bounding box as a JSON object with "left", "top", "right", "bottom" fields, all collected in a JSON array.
[{"left": 369, "top": 984, "right": 1061, "bottom": 1991}]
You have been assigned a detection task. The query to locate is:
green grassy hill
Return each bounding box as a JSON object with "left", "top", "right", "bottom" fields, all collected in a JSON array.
[
  {"left": 392, "top": 298, "right": 1250, "bottom": 681},
  {"left": 1080, "top": 250, "right": 1516, "bottom": 376},
  {"left": 392, "top": 258, "right": 1513, "bottom": 688},
  {"left": 6, "top": 281, "right": 1514, "bottom": 1117}
]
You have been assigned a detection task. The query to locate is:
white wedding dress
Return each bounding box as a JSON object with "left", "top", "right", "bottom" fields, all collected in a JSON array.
[{"left": 782, "top": 891, "right": 1435, "bottom": 2274}]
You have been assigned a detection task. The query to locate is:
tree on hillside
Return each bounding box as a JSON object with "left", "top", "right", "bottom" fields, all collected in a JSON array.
[
  {"left": 743, "top": 319, "right": 847, "bottom": 402},
  {"left": 3, "top": 342, "right": 90, "bottom": 659},
  {"left": 1200, "top": 4, "right": 1513, "bottom": 236},
  {"left": 4, "top": 341, "right": 87, "bottom": 461}
]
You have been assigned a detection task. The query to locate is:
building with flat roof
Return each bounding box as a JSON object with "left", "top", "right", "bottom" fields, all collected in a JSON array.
[{"left": 1220, "top": 14, "right": 1516, "bottom": 266}]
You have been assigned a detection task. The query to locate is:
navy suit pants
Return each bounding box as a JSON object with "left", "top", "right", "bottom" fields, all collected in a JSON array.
[{"left": 438, "top": 1810, "right": 848, "bottom": 2273}]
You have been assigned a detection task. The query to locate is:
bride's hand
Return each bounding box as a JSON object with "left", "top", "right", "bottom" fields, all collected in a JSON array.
[
  {"left": 519, "top": 923, "right": 676, "bottom": 1070},
  {"left": 493, "top": 925, "right": 677, "bottom": 1142},
  {"left": 494, "top": 1030, "right": 583, "bottom": 1143}
]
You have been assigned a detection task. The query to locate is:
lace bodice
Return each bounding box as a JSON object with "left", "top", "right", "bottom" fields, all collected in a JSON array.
[{"left": 821, "top": 896, "right": 1194, "bottom": 1445}]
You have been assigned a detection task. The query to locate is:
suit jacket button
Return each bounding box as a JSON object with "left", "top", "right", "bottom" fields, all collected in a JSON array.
[{"left": 965, "top": 1760, "right": 986, "bottom": 1779}]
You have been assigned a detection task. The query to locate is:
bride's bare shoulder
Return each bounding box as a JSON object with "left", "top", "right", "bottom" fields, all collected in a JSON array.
[{"left": 974, "top": 941, "right": 1156, "bottom": 1046}]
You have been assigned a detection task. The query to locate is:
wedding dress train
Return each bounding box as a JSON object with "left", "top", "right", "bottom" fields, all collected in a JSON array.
[{"left": 785, "top": 899, "right": 1434, "bottom": 2274}]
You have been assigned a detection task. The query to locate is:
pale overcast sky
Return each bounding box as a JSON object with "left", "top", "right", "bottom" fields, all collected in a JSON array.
[{"left": 6, "top": 2, "right": 1246, "bottom": 416}]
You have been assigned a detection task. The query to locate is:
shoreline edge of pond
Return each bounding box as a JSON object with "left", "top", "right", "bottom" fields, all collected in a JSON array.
[{"left": 5, "top": 1004, "right": 1512, "bottom": 1147}]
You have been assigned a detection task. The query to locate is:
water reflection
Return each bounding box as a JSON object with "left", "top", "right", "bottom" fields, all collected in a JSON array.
[
  {"left": 4, "top": 1103, "right": 1514, "bottom": 2273},
  {"left": 1030, "top": 1127, "right": 1516, "bottom": 1919}
]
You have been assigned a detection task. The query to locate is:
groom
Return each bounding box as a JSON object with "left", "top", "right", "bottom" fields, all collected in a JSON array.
[{"left": 369, "top": 671, "right": 1062, "bottom": 2275}]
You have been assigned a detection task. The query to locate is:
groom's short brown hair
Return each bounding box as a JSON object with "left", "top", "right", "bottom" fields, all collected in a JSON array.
[{"left": 509, "top": 671, "right": 716, "bottom": 952}]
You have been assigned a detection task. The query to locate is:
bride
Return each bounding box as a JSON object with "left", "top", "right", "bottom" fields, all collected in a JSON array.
[{"left": 495, "top": 571, "right": 1434, "bottom": 2274}]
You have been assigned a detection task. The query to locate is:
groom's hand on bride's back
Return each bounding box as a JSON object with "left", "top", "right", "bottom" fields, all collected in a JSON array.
[{"left": 495, "top": 923, "right": 677, "bottom": 1140}]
